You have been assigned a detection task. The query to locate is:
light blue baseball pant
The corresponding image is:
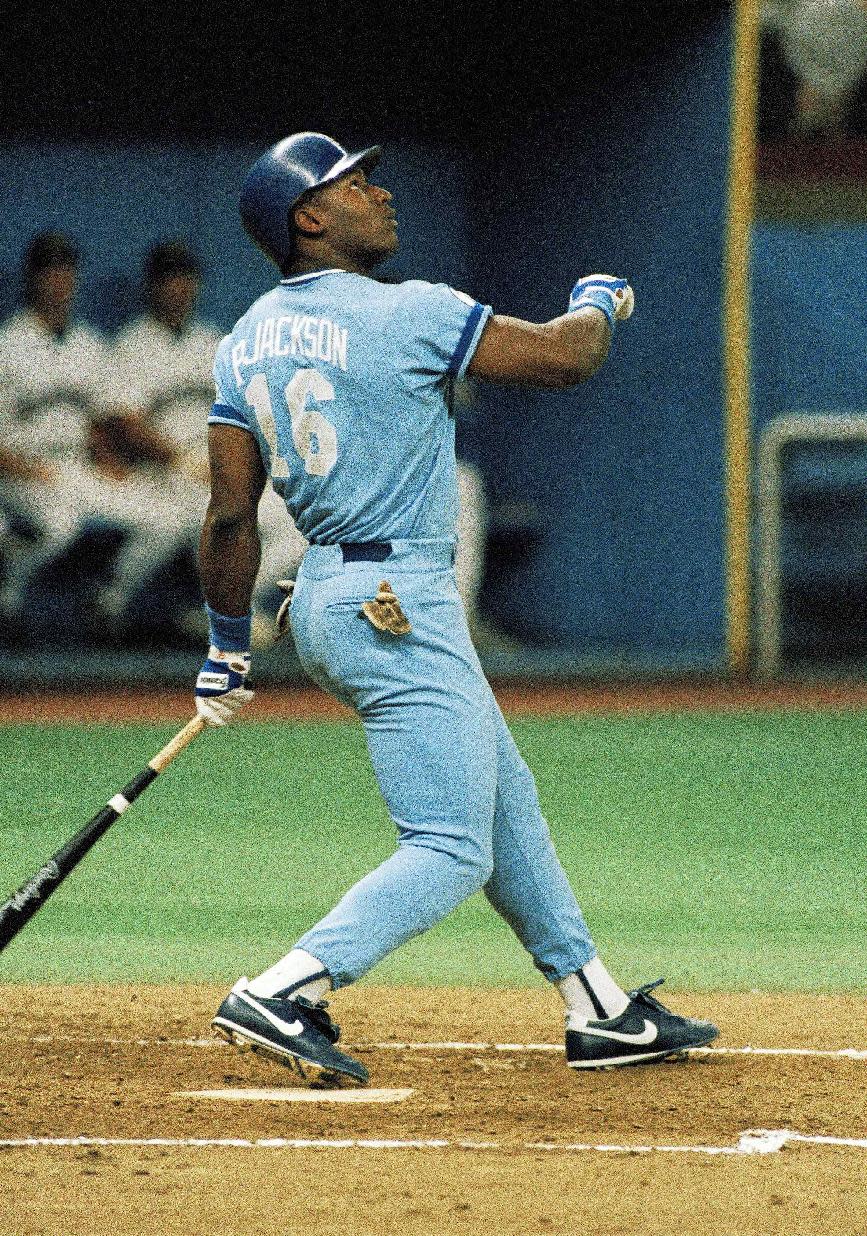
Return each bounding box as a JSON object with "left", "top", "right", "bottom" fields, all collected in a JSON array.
[{"left": 289, "top": 538, "right": 596, "bottom": 988}]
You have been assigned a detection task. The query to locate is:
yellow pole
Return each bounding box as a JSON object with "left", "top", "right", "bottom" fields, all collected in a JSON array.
[{"left": 724, "top": 0, "right": 760, "bottom": 674}]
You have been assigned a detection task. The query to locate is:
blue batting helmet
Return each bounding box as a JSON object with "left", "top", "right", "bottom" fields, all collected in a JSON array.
[{"left": 239, "top": 132, "right": 382, "bottom": 269}]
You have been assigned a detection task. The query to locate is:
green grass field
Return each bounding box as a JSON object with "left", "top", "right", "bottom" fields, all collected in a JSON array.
[{"left": 1, "top": 712, "right": 865, "bottom": 990}]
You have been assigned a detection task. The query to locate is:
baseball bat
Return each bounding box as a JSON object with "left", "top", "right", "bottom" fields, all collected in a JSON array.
[{"left": 0, "top": 714, "right": 207, "bottom": 953}]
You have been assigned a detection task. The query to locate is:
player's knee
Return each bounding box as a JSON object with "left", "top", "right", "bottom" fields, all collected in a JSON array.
[
  {"left": 476, "top": 856, "right": 495, "bottom": 889},
  {"left": 500, "top": 754, "right": 541, "bottom": 805},
  {"left": 418, "top": 833, "right": 493, "bottom": 893},
  {"left": 458, "top": 837, "right": 494, "bottom": 889}
]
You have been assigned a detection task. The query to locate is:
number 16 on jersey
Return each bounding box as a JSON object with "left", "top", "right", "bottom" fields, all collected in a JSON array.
[{"left": 245, "top": 369, "right": 338, "bottom": 478}]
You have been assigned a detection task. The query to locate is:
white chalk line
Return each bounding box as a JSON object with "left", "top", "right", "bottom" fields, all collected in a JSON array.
[
  {"left": 19, "top": 1035, "right": 867, "bottom": 1060},
  {"left": 174, "top": 1087, "right": 414, "bottom": 1103},
  {"left": 1, "top": 1130, "right": 865, "bottom": 1156},
  {"left": 366, "top": 1043, "right": 867, "bottom": 1061}
]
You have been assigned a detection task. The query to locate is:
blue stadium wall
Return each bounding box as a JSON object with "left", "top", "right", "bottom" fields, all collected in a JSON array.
[
  {"left": 467, "top": 16, "right": 734, "bottom": 669},
  {"left": 0, "top": 13, "right": 739, "bottom": 673},
  {"left": 751, "top": 222, "right": 867, "bottom": 428},
  {"left": 750, "top": 219, "right": 867, "bottom": 664}
]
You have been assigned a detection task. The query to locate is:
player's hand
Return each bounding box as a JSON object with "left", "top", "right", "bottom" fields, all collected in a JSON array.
[
  {"left": 568, "top": 275, "right": 635, "bottom": 328},
  {"left": 195, "top": 646, "right": 254, "bottom": 726},
  {"left": 31, "top": 460, "right": 61, "bottom": 486}
]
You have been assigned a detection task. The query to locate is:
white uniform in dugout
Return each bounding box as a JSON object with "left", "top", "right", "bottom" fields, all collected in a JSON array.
[
  {"left": 112, "top": 310, "right": 309, "bottom": 611},
  {"left": 0, "top": 308, "right": 180, "bottom": 614}
]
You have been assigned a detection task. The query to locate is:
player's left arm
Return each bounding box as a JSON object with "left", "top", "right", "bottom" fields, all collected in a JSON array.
[{"left": 467, "top": 275, "right": 634, "bottom": 389}]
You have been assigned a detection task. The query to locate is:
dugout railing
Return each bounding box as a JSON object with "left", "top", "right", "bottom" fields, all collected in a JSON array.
[{"left": 755, "top": 413, "right": 867, "bottom": 677}]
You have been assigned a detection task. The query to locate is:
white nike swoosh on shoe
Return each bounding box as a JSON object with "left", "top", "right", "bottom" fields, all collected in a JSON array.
[
  {"left": 238, "top": 990, "right": 304, "bottom": 1037},
  {"left": 578, "top": 1019, "right": 659, "bottom": 1046}
]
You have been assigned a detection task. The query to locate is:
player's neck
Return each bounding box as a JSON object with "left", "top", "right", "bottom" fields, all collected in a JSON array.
[
  {"left": 285, "top": 245, "right": 374, "bottom": 279},
  {"left": 29, "top": 303, "right": 70, "bottom": 338},
  {"left": 150, "top": 308, "right": 190, "bottom": 336}
]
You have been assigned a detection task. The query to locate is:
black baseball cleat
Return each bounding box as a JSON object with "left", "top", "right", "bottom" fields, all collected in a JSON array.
[
  {"left": 566, "top": 979, "right": 719, "bottom": 1070},
  {"left": 212, "top": 978, "right": 369, "bottom": 1086}
]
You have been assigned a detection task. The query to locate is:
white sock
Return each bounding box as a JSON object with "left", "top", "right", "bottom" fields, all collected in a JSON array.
[
  {"left": 246, "top": 948, "right": 332, "bottom": 1003},
  {"left": 557, "top": 957, "right": 630, "bottom": 1026}
]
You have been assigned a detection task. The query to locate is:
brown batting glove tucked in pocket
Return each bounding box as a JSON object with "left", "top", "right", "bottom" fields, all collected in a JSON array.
[
  {"left": 359, "top": 580, "right": 412, "bottom": 635},
  {"left": 274, "top": 579, "right": 296, "bottom": 643}
]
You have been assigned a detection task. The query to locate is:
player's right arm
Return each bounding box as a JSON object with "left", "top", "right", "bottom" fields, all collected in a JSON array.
[
  {"left": 467, "top": 274, "right": 634, "bottom": 389},
  {"left": 199, "top": 422, "right": 266, "bottom": 617},
  {"left": 0, "top": 358, "right": 56, "bottom": 482},
  {"left": 195, "top": 422, "right": 266, "bottom": 726},
  {"left": 0, "top": 444, "right": 55, "bottom": 484}
]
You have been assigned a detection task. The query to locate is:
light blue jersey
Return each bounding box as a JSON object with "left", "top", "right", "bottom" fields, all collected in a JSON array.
[{"left": 209, "top": 269, "right": 491, "bottom": 544}]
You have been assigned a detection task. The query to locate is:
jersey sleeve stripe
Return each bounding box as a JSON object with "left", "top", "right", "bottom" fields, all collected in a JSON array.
[
  {"left": 207, "top": 402, "right": 252, "bottom": 431},
  {"left": 447, "top": 302, "right": 492, "bottom": 379}
]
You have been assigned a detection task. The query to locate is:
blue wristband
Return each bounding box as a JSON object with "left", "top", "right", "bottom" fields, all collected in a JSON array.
[
  {"left": 205, "top": 604, "right": 252, "bottom": 652},
  {"left": 569, "top": 287, "right": 616, "bottom": 330}
]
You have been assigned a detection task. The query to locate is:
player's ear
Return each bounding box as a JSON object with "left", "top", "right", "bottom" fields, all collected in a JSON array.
[{"left": 293, "top": 200, "right": 326, "bottom": 240}]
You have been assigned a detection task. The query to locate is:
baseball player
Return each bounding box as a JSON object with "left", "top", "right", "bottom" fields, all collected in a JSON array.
[{"left": 197, "top": 133, "right": 719, "bottom": 1084}]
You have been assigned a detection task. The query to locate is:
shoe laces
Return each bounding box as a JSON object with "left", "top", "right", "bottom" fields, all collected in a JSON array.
[
  {"left": 628, "top": 978, "right": 668, "bottom": 1013},
  {"left": 294, "top": 995, "right": 341, "bottom": 1044}
]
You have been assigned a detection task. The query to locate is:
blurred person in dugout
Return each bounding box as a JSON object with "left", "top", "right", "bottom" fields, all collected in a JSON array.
[
  {"left": 0, "top": 232, "right": 187, "bottom": 630},
  {"left": 108, "top": 240, "right": 309, "bottom": 646},
  {"left": 761, "top": 0, "right": 867, "bottom": 138},
  {"left": 109, "top": 240, "right": 498, "bottom": 649}
]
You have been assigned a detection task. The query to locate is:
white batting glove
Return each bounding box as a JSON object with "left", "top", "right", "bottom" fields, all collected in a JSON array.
[
  {"left": 569, "top": 275, "right": 635, "bottom": 328},
  {"left": 195, "top": 646, "right": 254, "bottom": 726}
]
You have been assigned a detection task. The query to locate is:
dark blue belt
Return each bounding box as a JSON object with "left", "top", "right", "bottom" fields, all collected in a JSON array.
[{"left": 340, "top": 541, "right": 393, "bottom": 563}]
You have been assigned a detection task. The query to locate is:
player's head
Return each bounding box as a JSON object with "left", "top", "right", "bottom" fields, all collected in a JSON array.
[
  {"left": 240, "top": 132, "right": 396, "bottom": 274},
  {"left": 23, "top": 231, "right": 79, "bottom": 324},
  {"left": 144, "top": 240, "right": 202, "bottom": 331}
]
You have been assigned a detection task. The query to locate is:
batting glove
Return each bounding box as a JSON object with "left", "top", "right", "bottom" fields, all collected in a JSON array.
[
  {"left": 569, "top": 275, "right": 635, "bottom": 329},
  {"left": 195, "top": 646, "right": 254, "bottom": 726},
  {"left": 274, "top": 579, "right": 295, "bottom": 643}
]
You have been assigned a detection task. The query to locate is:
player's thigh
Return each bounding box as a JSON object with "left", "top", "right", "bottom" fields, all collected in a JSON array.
[
  {"left": 296, "top": 570, "right": 499, "bottom": 842},
  {"left": 0, "top": 480, "right": 79, "bottom": 542},
  {"left": 362, "top": 686, "right": 499, "bottom": 868}
]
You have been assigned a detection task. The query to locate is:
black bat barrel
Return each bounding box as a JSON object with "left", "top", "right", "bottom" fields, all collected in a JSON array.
[{"left": 0, "top": 766, "right": 158, "bottom": 952}]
